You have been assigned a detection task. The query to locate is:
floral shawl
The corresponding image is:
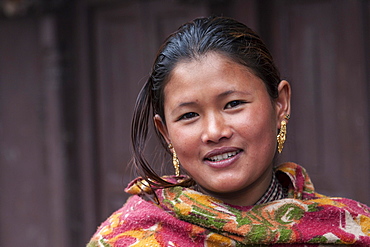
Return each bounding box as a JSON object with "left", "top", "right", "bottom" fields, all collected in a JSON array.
[{"left": 87, "top": 163, "right": 370, "bottom": 246}]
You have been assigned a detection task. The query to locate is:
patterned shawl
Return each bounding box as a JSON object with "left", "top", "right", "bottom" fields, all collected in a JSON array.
[{"left": 87, "top": 163, "right": 370, "bottom": 246}]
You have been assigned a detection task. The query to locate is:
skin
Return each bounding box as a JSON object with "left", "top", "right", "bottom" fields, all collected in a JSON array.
[{"left": 155, "top": 52, "right": 291, "bottom": 206}]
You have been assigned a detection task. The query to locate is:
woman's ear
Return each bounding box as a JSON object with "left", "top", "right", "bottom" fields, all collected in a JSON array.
[
  {"left": 154, "top": 114, "right": 170, "bottom": 144},
  {"left": 275, "top": 80, "right": 291, "bottom": 126}
]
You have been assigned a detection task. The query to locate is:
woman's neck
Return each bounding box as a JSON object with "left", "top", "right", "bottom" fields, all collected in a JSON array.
[{"left": 196, "top": 167, "right": 273, "bottom": 206}]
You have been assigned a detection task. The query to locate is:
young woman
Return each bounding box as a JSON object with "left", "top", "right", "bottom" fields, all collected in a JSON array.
[{"left": 88, "top": 16, "right": 370, "bottom": 246}]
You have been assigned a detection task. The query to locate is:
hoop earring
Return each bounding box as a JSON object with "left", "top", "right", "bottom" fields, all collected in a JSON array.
[
  {"left": 168, "top": 143, "right": 180, "bottom": 176},
  {"left": 277, "top": 115, "right": 289, "bottom": 153}
]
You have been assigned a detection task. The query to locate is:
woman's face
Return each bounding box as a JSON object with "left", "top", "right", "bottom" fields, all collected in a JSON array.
[{"left": 155, "top": 52, "right": 290, "bottom": 206}]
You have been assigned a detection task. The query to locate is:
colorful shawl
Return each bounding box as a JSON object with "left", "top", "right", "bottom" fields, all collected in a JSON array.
[{"left": 87, "top": 163, "right": 370, "bottom": 246}]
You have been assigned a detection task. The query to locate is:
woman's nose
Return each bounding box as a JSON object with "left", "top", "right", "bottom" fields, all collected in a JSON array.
[{"left": 201, "top": 114, "right": 232, "bottom": 144}]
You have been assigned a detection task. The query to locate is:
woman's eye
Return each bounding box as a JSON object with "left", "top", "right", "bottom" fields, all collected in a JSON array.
[
  {"left": 225, "top": 100, "right": 246, "bottom": 109},
  {"left": 179, "top": 112, "right": 198, "bottom": 120}
]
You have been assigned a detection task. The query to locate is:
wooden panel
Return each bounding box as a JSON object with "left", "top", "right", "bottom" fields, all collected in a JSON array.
[
  {"left": 93, "top": 0, "right": 208, "bottom": 220},
  {"left": 209, "top": 0, "right": 260, "bottom": 33},
  {"left": 73, "top": 1, "right": 100, "bottom": 243},
  {"left": 94, "top": 2, "right": 146, "bottom": 219},
  {"left": 270, "top": 0, "right": 370, "bottom": 204},
  {"left": 0, "top": 17, "right": 68, "bottom": 247}
]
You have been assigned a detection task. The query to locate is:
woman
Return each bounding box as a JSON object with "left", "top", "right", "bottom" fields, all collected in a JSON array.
[{"left": 88, "top": 16, "right": 370, "bottom": 246}]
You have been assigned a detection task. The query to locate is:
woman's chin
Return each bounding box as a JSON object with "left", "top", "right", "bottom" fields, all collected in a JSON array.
[{"left": 199, "top": 180, "right": 249, "bottom": 195}]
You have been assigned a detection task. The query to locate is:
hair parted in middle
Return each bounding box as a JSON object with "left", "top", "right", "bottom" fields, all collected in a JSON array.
[{"left": 131, "top": 16, "right": 282, "bottom": 188}]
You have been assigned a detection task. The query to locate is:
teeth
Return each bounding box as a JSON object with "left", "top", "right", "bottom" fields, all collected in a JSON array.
[{"left": 208, "top": 151, "right": 239, "bottom": 162}]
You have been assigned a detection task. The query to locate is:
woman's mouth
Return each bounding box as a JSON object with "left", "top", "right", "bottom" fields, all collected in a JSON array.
[{"left": 206, "top": 150, "right": 242, "bottom": 162}]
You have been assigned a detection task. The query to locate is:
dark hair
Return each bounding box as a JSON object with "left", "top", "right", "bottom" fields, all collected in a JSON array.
[{"left": 131, "top": 16, "right": 281, "bottom": 188}]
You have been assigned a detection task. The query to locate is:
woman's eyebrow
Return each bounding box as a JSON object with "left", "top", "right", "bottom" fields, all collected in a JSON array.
[
  {"left": 218, "top": 90, "right": 251, "bottom": 98},
  {"left": 218, "top": 90, "right": 235, "bottom": 98},
  {"left": 178, "top": 101, "right": 197, "bottom": 108}
]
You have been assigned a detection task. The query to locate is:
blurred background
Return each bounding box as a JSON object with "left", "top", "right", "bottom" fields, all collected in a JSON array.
[{"left": 0, "top": 0, "right": 369, "bottom": 246}]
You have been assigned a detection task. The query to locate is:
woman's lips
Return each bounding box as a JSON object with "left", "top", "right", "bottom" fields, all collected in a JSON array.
[{"left": 204, "top": 147, "right": 242, "bottom": 168}]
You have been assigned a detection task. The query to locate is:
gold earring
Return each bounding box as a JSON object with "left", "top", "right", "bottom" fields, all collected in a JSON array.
[
  {"left": 277, "top": 115, "right": 289, "bottom": 153},
  {"left": 168, "top": 143, "right": 180, "bottom": 176}
]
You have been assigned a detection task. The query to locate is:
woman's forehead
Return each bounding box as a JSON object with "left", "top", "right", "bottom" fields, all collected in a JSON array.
[{"left": 163, "top": 54, "right": 265, "bottom": 104}]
